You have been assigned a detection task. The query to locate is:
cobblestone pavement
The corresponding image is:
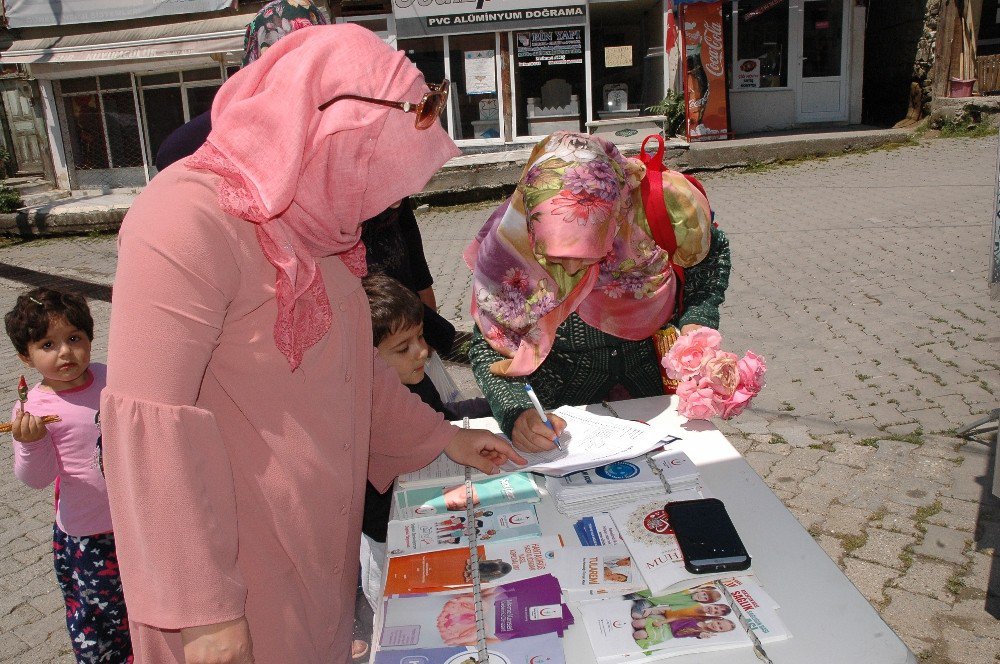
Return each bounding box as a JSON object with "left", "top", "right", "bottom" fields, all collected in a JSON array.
[{"left": 1, "top": 135, "right": 998, "bottom": 662}]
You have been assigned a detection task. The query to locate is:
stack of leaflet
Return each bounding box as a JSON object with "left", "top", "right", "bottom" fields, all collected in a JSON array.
[
  {"left": 376, "top": 574, "right": 572, "bottom": 663},
  {"left": 650, "top": 450, "right": 701, "bottom": 493},
  {"left": 545, "top": 455, "right": 668, "bottom": 519},
  {"left": 579, "top": 575, "right": 789, "bottom": 663}
]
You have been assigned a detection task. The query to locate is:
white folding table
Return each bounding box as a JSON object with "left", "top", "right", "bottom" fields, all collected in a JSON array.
[{"left": 378, "top": 395, "right": 917, "bottom": 664}]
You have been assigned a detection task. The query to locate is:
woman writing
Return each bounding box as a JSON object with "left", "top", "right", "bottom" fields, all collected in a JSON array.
[
  {"left": 465, "top": 132, "right": 731, "bottom": 450},
  {"left": 102, "top": 25, "right": 524, "bottom": 663}
]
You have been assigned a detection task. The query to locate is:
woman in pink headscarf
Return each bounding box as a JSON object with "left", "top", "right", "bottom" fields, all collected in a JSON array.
[
  {"left": 102, "top": 25, "right": 524, "bottom": 663},
  {"left": 465, "top": 132, "right": 730, "bottom": 450}
]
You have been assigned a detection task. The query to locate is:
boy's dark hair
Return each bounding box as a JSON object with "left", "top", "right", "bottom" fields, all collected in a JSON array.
[
  {"left": 4, "top": 288, "right": 94, "bottom": 356},
  {"left": 362, "top": 272, "right": 424, "bottom": 346}
]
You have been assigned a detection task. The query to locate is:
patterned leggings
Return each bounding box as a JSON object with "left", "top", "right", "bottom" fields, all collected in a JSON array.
[{"left": 52, "top": 524, "right": 133, "bottom": 663}]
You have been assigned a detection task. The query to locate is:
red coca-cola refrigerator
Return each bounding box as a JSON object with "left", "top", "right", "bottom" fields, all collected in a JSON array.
[{"left": 675, "top": 0, "right": 732, "bottom": 142}]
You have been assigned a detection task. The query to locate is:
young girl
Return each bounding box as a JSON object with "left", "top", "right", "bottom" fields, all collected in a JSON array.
[{"left": 5, "top": 288, "right": 132, "bottom": 663}]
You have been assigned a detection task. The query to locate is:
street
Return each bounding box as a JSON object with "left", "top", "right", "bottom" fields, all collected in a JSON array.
[{"left": 0, "top": 134, "right": 998, "bottom": 662}]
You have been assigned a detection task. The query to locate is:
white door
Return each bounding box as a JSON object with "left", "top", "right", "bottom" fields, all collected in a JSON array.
[{"left": 793, "top": 0, "right": 849, "bottom": 122}]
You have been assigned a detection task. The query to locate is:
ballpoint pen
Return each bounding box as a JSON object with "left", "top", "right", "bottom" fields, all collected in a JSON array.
[{"left": 524, "top": 383, "right": 562, "bottom": 450}]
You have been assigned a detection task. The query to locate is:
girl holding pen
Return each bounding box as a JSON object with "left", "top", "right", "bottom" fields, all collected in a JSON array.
[{"left": 464, "top": 132, "right": 730, "bottom": 452}]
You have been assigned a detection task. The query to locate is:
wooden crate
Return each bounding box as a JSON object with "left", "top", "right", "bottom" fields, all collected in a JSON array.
[{"left": 976, "top": 54, "right": 1000, "bottom": 95}]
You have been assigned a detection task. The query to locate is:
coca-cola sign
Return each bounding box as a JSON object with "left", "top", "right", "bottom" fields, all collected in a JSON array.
[
  {"left": 680, "top": 1, "right": 731, "bottom": 141},
  {"left": 392, "top": 0, "right": 586, "bottom": 38}
]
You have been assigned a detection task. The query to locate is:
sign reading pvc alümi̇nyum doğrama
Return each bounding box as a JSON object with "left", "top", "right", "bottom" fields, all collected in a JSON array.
[{"left": 392, "top": 0, "right": 587, "bottom": 39}]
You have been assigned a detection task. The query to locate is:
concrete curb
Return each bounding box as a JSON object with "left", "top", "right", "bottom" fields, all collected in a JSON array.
[{"left": 1, "top": 127, "right": 916, "bottom": 238}]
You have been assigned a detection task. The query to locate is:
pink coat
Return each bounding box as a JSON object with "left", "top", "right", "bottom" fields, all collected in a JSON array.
[{"left": 101, "top": 165, "right": 456, "bottom": 662}]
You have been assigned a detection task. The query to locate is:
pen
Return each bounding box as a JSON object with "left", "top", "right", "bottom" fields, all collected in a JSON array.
[{"left": 524, "top": 383, "right": 562, "bottom": 450}]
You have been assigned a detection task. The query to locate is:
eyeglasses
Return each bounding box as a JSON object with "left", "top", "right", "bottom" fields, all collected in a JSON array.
[{"left": 318, "top": 79, "right": 450, "bottom": 130}]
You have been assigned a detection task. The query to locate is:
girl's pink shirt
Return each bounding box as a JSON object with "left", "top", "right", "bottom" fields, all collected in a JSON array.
[
  {"left": 11, "top": 364, "right": 111, "bottom": 537},
  {"left": 102, "top": 165, "right": 457, "bottom": 662}
]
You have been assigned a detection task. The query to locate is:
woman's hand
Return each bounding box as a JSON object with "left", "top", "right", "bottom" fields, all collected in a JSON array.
[
  {"left": 679, "top": 323, "right": 703, "bottom": 335},
  {"left": 444, "top": 429, "right": 527, "bottom": 475},
  {"left": 181, "top": 617, "right": 254, "bottom": 664},
  {"left": 511, "top": 409, "right": 566, "bottom": 453},
  {"left": 11, "top": 411, "right": 48, "bottom": 443}
]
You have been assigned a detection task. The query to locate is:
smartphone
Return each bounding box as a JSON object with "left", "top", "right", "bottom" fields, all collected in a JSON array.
[{"left": 665, "top": 498, "right": 751, "bottom": 575}]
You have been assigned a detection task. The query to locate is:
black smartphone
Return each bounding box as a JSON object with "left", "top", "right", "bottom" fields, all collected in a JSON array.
[{"left": 665, "top": 498, "right": 751, "bottom": 574}]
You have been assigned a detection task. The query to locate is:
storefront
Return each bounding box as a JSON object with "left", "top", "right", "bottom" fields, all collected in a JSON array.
[
  {"left": 1, "top": 14, "right": 248, "bottom": 189},
  {"left": 723, "top": 0, "right": 865, "bottom": 133},
  {"left": 387, "top": 0, "right": 668, "bottom": 146}
]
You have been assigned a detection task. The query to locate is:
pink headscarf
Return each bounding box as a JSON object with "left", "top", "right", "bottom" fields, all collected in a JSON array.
[
  {"left": 464, "top": 132, "right": 677, "bottom": 377},
  {"left": 188, "top": 25, "right": 459, "bottom": 370}
]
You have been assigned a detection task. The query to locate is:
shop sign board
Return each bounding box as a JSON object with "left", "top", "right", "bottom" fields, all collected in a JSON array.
[
  {"left": 680, "top": 1, "right": 731, "bottom": 141},
  {"left": 736, "top": 58, "right": 761, "bottom": 88},
  {"left": 3, "top": 0, "right": 232, "bottom": 28},
  {"left": 516, "top": 29, "right": 584, "bottom": 67},
  {"left": 604, "top": 46, "right": 633, "bottom": 68},
  {"left": 392, "top": 0, "right": 586, "bottom": 38}
]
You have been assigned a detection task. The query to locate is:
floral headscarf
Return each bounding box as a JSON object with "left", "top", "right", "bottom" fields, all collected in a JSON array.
[
  {"left": 189, "top": 26, "right": 459, "bottom": 370},
  {"left": 464, "top": 132, "right": 678, "bottom": 377},
  {"left": 242, "top": 0, "right": 329, "bottom": 67}
]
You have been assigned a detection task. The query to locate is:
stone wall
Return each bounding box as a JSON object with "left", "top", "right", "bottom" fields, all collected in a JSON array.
[{"left": 914, "top": 0, "right": 941, "bottom": 114}]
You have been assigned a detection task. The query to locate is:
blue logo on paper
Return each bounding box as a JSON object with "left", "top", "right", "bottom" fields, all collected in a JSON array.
[{"left": 595, "top": 461, "right": 640, "bottom": 480}]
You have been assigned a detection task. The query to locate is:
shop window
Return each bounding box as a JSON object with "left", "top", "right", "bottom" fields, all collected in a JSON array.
[
  {"left": 733, "top": 0, "right": 789, "bottom": 88},
  {"left": 448, "top": 33, "right": 500, "bottom": 140},
  {"left": 589, "top": 0, "right": 663, "bottom": 119},
  {"left": 65, "top": 94, "right": 108, "bottom": 170},
  {"left": 61, "top": 76, "right": 142, "bottom": 171},
  {"left": 399, "top": 37, "right": 449, "bottom": 134},
  {"left": 513, "top": 28, "right": 586, "bottom": 137},
  {"left": 802, "top": 0, "right": 842, "bottom": 78},
  {"left": 142, "top": 87, "right": 184, "bottom": 161}
]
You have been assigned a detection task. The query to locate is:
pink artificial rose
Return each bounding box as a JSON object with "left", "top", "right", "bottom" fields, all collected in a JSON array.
[
  {"left": 720, "top": 387, "right": 755, "bottom": 419},
  {"left": 702, "top": 350, "right": 740, "bottom": 398},
  {"left": 737, "top": 350, "right": 767, "bottom": 395},
  {"left": 676, "top": 377, "right": 721, "bottom": 420},
  {"left": 663, "top": 327, "right": 723, "bottom": 381}
]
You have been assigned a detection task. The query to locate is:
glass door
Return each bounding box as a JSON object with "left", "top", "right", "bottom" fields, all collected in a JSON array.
[{"left": 794, "top": 0, "right": 849, "bottom": 122}]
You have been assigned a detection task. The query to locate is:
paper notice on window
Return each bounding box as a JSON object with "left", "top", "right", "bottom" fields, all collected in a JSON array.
[
  {"left": 501, "top": 405, "right": 671, "bottom": 476},
  {"left": 604, "top": 45, "right": 633, "bottom": 68},
  {"left": 464, "top": 50, "right": 496, "bottom": 95}
]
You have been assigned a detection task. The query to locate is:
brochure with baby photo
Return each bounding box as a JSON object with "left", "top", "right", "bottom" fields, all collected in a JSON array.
[
  {"left": 395, "top": 473, "right": 540, "bottom": 519},
  {"left": 609, "top": 499, "right": 743, "bottom": 596},
  {"left": 385, "top": 503, "right": 542, "bottom": 555},
  {"left": 580, "top": 582, "right": 755, "bottom": 662},
  {"left": 382, "top": 536, "right": 563, "bottom": 596},
  {"left": 373, "top": 633, "right": 566, "bottom": 664},
  {"left": 552, "top": 545, "right": 645, "bottom": 600},
  {"left": 379, "top": 575, "right": 570, "bottom": 650}
]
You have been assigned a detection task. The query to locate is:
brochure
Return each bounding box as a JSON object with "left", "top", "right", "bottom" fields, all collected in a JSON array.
[
  {"left": 383, "top": 536, "right": 563, "bottom": 596},
  {"left": 573, "top": 513, "right": 627, "bottom": 547},
  {"left": 379, "top": 575, "right": 569, "bottom": 649},
  {"left": 386, "top": 504, "right": 542, "bottom": 555},
  {"left": 373, "top": 633, "right": 566, "bottom": 664},
  {"left": 552, "top": 545, "right": 645, "bottom": 599},
  {"left": 396, "top": 473, "right": 540, "bottom": 519},
  {"left": 580, "top": 585, "right": 752, "bottom": 661}
]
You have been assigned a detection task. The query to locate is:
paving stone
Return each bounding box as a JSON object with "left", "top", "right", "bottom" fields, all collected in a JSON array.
[
  {"left": 914, "top": 525, "right": 973, "bottom": 565},
  {"left": 948, "top": 597, "right": 1000, "bottom": 639},
  {"left": 853, "top": 528, "right": 918, "bottom": 570},
  {"left": 824, "top": 443, "right": 877, "bottom": 469},
  {"left": 880, "top": 588, "right": 953, "bottom": 644},
  {"left": 743, "top": 450, "right": 784, "bottom": 478},
  {"left": 940, "top": 627, "right": 1000, "bottom": 664},
  {"left": 842, "top": 557, "right": 899, "bottom": 607},
  {"left": 820, "top": 505, "right": 871, "bottom": 538},
  {"left": 813, "top": 533, "right": 844, "bottom": 564},
  {"left": 894, "top": 558, "right": 962, "bottom": 602},
  {"left": 891, "top": 477, "right": 946, "bottom": 509}
]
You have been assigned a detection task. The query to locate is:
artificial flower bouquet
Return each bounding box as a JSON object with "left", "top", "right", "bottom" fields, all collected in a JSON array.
[{"left": 661, "top": 328, "right": 766, "bottom": 420}]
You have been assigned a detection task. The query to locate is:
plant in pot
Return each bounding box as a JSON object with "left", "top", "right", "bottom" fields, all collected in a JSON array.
[{"left": 646, "top": 91, "right": 685, "bottom": 137}]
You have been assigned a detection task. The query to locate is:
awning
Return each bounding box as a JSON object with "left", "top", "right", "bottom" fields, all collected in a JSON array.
[{"left": 0, "top": 14, "right": 250, "bottom": 64}]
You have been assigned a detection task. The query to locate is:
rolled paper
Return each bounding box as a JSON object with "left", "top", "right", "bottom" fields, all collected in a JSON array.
[{"left": 17, "top": 375, "right": 27, "bottom": 414}]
